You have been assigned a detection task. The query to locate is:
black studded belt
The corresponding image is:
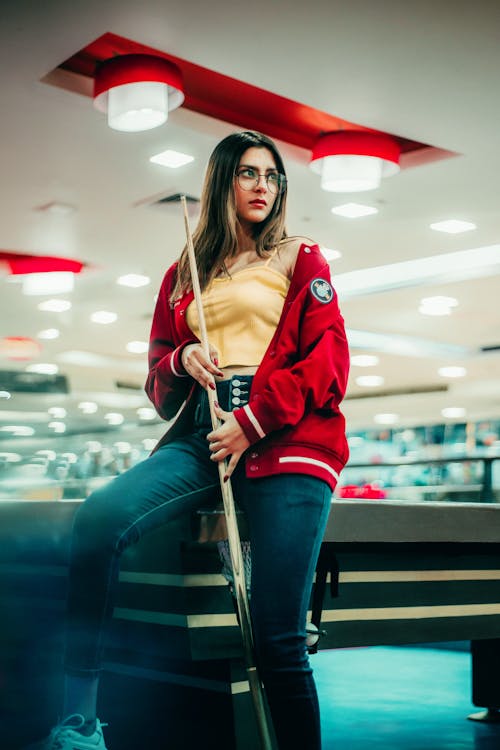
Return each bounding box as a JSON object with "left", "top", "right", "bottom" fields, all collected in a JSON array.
[{"left": 194, "top": 375, "right": 253, "bottom": 427}]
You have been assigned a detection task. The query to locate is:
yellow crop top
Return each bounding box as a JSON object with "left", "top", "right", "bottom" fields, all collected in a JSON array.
[{"left": 186, "top": 254, "right": 290, "bottom": 368}]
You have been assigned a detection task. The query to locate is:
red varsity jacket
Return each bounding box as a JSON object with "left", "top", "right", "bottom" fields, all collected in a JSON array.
[{"left": 145, "top": 242, "right": 350, "bottom": 490}]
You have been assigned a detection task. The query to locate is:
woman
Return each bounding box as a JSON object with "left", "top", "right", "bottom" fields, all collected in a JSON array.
[{"left": 30, "top": 130, "right": 350, "bottom": 750}]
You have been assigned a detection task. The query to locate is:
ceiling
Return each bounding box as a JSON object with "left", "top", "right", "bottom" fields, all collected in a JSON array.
[{"left": 1, "top": 0, "right": 499, "bottom": 445}]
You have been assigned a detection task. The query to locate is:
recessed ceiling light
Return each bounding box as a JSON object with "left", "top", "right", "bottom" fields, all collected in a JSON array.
[
  {"left": 37, "top": 328, "right": 60, "bottom": 340},
  {"left": 320, "top": 246, "right": 342, "bottom": 261},
  {"left": 105, "top": 412, "right": 124, "bottom": 425},
  {"left": 37, "top": 299, "right": 72, "bottom": 312},
  {"left": 78, "top": 401, "right": 98, "bottom": 414},
  {"left": 114, "top": 441, "right": 132, "bottom": 453},
  {"left": 0, "top": 425, "right": 35, "bottom": 436},
  {"left": 35, "top": 449, "right": 57, "bottom": 460},
  {"left": 438, "top": 366, "right": 467, "bottom": 378},
  {"left": 48, "top": 421, "right": 66, "bottom": 433},
  {"left": 142, "top": 438, "right": 158, "bottom": 451},
  {"left": 48, "top": 407, "right": 67, "bottom": 418},
  {"left": 355, "top": 375, "right": 385, "bottom": 387},
  {"left": 149, "top": 149, "right": 195, "bottom": 168},
  {"left": 430, "top": 220, "right": 476, "bottom": 234},
  {"left": 126, "top": 340, "right": 149, "bottom": 354},
  {"left": 374, "top": 413, "right": 399, "bottom": 425},
  {"left": 85, "top": 441, "right": 102, "bottom": 453},
  {"left": 331, "top": 203, "right": 378, "bottom": 218},
  {"left": 0, "top": 391, "right": 11, "bottom": 399},
  {"left": 90, "top": 311, "right": 118, "bottom": 324},
  {"left": 350, "top": 354, "right": 380, "bottom": 367},
  {"left": 26, "top": 363, "right": 59, "bottom": 375},
  {"left": 137, "top": 407, "right": 157, "bottom": 420},
  {"left": 419, "top": 296, "right": 458, "bottom": 316},
  {"left": 441, "top": 407, "right": 466, "bottom": 419},
  {"left": 117, "top": 274, "right": 150, "bottom": 288},
  {"left": 22, "top": 272, "right": 74, "bottom": 296}
]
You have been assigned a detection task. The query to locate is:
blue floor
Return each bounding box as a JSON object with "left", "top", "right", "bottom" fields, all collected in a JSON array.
[{"left": 314, "top": 646, "right": 499, "bottom": 750}]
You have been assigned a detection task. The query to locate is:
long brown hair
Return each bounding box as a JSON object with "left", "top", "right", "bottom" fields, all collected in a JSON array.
[{"left": 171, "top": 130, "right": 288, "bottom": 300}]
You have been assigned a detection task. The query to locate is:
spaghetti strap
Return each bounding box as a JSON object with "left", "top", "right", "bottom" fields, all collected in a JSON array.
[{"left": 264, "top": 247, "right": 279, "bottom": 266}]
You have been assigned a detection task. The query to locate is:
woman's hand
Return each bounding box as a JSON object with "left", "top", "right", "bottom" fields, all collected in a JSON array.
[
  {"left": 181, "top": 343, "right": 224, "bottom": 389},
  {"left": 207, "top": 403, "right": 250, "bottom": 479}
]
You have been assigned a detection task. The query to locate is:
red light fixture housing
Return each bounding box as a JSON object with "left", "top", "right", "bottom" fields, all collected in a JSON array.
[
  {"left": 310, "top": 131, "right": 401, "bottom": 192},
  {"left": 93, "top": 54, "right": 184, "bottom": 132}
]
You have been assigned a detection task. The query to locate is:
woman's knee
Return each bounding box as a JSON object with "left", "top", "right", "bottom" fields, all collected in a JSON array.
[
  {"left": 253, "top": 625, "right": 308, "bottom": 674},
  {"left": 72, "top": 483, "right": 126, "bottom": 551}
]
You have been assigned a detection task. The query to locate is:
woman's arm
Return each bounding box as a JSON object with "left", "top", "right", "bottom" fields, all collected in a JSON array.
[{"left": 144, "top": 265, "right": 196, "bottom": 420}]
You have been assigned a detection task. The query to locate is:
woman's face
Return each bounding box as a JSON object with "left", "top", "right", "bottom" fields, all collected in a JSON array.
[{"left": 233, "top": 147, "right": 280, "bottom": 229}]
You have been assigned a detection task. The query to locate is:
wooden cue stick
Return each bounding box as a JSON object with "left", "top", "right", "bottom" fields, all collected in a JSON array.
[{"left": 181, "top": 196, "right": 274, "bottom": 750}]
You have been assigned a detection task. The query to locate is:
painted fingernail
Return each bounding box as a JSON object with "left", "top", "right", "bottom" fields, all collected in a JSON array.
[
  {"left": 209, "top": 382, "right": 215, "bottom": 390},
  {"left": 223, "top": 475, "right": 229, "bottom": 483},
  {"left": 214, "top": 401, "right": 219, "bottom": 408},
  {"left": 213, "top": 357, "right": 219, "bottom": 366}
]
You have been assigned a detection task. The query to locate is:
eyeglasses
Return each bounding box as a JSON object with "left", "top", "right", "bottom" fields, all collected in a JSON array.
[{"left": 235, "top": 167, "right": 287, "bottom": 195}]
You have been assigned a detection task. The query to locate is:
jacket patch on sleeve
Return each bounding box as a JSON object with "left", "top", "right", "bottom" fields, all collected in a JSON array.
[{"left": 310, "top": 278, "right": 335, "bottom": 304}]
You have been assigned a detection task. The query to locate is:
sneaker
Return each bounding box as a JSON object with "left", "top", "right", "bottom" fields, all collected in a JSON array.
[{"left": 25, "top": 714, "right": 108, "bottom": 750}]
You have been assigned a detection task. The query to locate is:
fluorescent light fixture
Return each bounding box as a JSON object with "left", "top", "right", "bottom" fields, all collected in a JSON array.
[
  {"left": 48, "top": 407, "right": 67, "bottom": 418},
  {"left": 355, "top": 375, "right": 385, "bottom": 387},
  {"left": 0, "top": 391, "right": 11, "bottom": 399},
  {"left": 37, "top": 328, "right": 60, "bottom": 340},
  {"left": 37, "top": 299, "right": 71, "bottom": 312},
  {"left": 90, "top": 311, "right": 118, "bottom": 324},
  {"left": 117, "top": 274, "right": 150, "bottom": 288},
  {"left": 22, "top": 272, "right": 74, "bottom": 295},
  {"left": 126, "top": 340, "right": 149, "bottom": 354},
  {"left": 430, "top": 219, "right": 476, "bottom": 234},
  {"left": 374, "top": 413, "right": 399, "bottom": 425},
  {"left": 57, "top": 351, "right": 145, "bottom": 374},
  {"left": 419, "top": 296, "right": 458, "bottom": 316},
  {"left": 48, "top": 421, "right": 66, "bottom": 433},
  {"left": 438, "top": 366, "right": 467, "bottom": 378},
  {"left": 347, "top": 329, "right": 469, "bottom": 359},
  {"left": 78, "top": 401, "right": 98, "bottom": 414},
  {"left": 105, "top": 412, "right": 124, "bottom": 425},
  {"left": 150, "top": 149, "right": 194, "bottom": 168},
  {"left": 350, "top": 354, "right": 380, "bottom": 367},
  {"left": 331, "top": 203, "right": 378, "bottom": 218},
  {"left": 137, "top": 407, "right": 157, "bottom": 420},
  {"left": 320, "top": 247, "right": 342, "bottom": 261},
  {"left": 335, "top": 244, "right": 500, "bottom": 298},
  {"left": 441, "top": 407, "right": 466, "bottom": 419},
  {"left": 26, "top": 363, "right": 59, "bottom": 375}
]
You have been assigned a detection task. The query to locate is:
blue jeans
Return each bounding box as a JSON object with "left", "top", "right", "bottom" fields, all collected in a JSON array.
[{"left": 64, "top": 378, "right": 332, "bottom": 749}]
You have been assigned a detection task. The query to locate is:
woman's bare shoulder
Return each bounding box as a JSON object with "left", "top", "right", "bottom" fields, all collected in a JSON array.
[{"left": 278, "top": 236, "right": 317, "bottom": 277}]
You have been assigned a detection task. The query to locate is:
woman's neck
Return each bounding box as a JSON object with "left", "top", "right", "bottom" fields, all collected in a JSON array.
[{"left": 235, "top": 223, "right": 256, "bottom": 254}]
